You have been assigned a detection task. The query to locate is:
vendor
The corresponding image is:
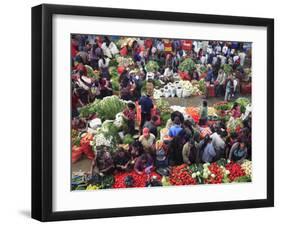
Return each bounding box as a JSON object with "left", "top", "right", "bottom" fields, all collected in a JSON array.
[
  {"left": 228, "top": 139, "right": 248, "bottom": 163},
  {"left": 182, "top": 139, "right": 198, "bottom": 165},
  {"left": 134, "top": 153, "right": 154, "bottom": 175},
  {"left": 91, "top": 147, "right": 114, "bottom": 176},
  {"left": 201, "top": 135, "right": 216, "bottom": 163},
  {"left": 113, "top": 148, "right": 131, "bottom": 172},
  {"left": 139, "top": 128, "right": 156, "bottom": 153},
  {"left": 123, "top": 102, "right": 136, "bottom": 135},
  {"left": 168, "top": 116, "right": 183, "bottom": 138},
  {"left": 230, "top": 102, "right": 241, "bottom": 118},
  {"left": 155, "top": 141, "right": 169, "bottom": 169},
  {"left": 129, "top": 141, "right": 144, "bottom": 167},
  {"left": 143, "top": 115, "right": 158, "bottom": 137}
]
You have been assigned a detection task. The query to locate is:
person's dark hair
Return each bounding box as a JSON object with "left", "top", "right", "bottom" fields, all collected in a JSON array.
[
  {"left": 100, "top": 55, "right": 106, "bottom": 65},
  {"left": 141, "top": 153, "right": 149, "bottom": 161},
  {"left": 203, "top": 100, "right": 208, "bottom": 107},
  {"left": 220, "top": 130, "right": 228, "bottom": 138},
  {"left": 79, "top": 70, "right": 84, "bottom": 76},
  {"left": 75, "top": 55, "right": 83, "bottom": 64},
  {"left": 151, "top": 115, "right": 158, "bottom": 122},
  {"left": 171, "top": 111, "right": 184, "bottom": 123},
  {"left": 127, "top": 102, "right": 136, "bottom": 110},
  {"left": 204, "top": 134, "right": 212, "bottom": 142},
  {"left": 230, "top": 132, "right": 238, "bottom": 139},
  {"left": 132, "top": 140, "right": 143, "bottom": 149},
  {"left": 92, "top": 43, "right": 98, "bottom": 53},
  {"left": 104, "top": 36, "right": 111, "bottom": 47},
  {"left": 132, "top": 40, "right": 138, "bottom": 49},
  {"left": 174, "top": 116, "right": 181, "bottom": 125}
]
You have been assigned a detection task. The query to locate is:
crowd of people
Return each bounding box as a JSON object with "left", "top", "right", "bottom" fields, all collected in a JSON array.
[{"left": 71, "top": 34, "right": 252, "bottom": 178}]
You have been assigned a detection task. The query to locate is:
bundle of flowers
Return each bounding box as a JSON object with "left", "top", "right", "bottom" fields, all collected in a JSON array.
[
  {"left": 169, "top": 164, "right": 197, "bottom": 186},
  {"left": 241, "top": 160, "right": 252, "bottom": 177},
  {"left": 112, "top": 171, "right": 162, "bottom": 188},
  {"left": 225, "top": 162, "right": 246, "bottom": 182},
  {"left": 185, "top": 107, "right": 200, "bottom": 123}
]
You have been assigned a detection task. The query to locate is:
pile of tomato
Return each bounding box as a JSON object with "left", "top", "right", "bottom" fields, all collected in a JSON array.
[
  {"left": 204, "top": 163, "right": 224, "bottom": 184},
  {"left": 226, "top": 162, "right": 246, "bottom": 182},
  {"left": 169, "top": 164, "right": 197, "bottom": 186},
  {"left": 112, "top": 171, "right": 162, "bottom": 188}
]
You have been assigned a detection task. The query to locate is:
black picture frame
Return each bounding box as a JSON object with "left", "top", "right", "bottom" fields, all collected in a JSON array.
[{"left": 32, "top": 3, "right": 274, "bottom": 222}]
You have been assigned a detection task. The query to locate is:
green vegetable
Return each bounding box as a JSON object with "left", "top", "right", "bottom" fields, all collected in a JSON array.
[
  {"left": 178, "top": 58, "right": 196, "bottom": 74},
  {"left": 222, "top": 64, "right": 232, "bottom": 76},
  {"left": 123, "top": 134, "right": 134, "bottom": 145},
  {"left": 111, "top": 78, "right": 120, "bottom": 92},
  {"left": 85, "top": 65, "right": 100, "bottom": 79},
  {"left": 100, "top": 175, "right": 115, "bottom": 189},
  {"left": 156, "top": 99, "right": 172, "bottom": 113},
  {"left": 235, "top": 97, "right": 250, "bottom": 108},
  {"left": 198, "top": 79, "right": 206, "bottom": 93},
  {"left": 234, "top": 175, "right": 252, "bottom": 183},
  {"left": 146, "top": 60, "right": 159, "bottom": 72},
  {"left": 160, "top": 112, "right": 171, "bottom": 126},
  {"left": 79, "top": 96, "right": 127, "bottom": 120}
]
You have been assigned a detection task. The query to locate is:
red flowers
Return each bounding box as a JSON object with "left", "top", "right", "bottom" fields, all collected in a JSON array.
[
  {"left": 226, "top": 162, "right": 246, "bottom": 182},
  {"left": 169, "top": 164, "right": 197, "bottom": 186}
]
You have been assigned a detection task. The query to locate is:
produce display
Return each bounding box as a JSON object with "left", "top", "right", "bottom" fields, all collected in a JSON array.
[
  {"left": 178, "top": 58, "right": 196, "bottom": 74},
  {"left": 71, "top": 34, "right": 252, "bottom": 192},
  {"left": 72, "top": 159, "right": 251, "bottom": 190},
  {"left": 79, "top": 96, "right": 127, "bottom": 120}
]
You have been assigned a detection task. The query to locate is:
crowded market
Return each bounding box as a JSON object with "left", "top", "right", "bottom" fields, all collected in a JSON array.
[{"left": 71, "top": 34, "right": 252, "bottom": 190}]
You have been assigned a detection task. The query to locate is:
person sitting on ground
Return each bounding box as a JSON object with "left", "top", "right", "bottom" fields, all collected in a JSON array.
[
  {"left": 182, "top": 139, "right": 199, "bottom": 165},
  {"left": 113, "top": 148, "right": 131, "bottom": 172},
  {"left": 134, "top": 153, "right": 154, "bottom": 175},
  {"left": 90, "top": 147, "right": 114, "bottom": 176},
  {"left": 228, "top": 139, "right": 248, "bottom": 163},
  {"left": 155, "top": 140, "right": 169, "bottom": 169},
  {"left": 163, "top": 65, "right": 174, "bottom": 82},
  {"left": 139, "top": 127, "right": 156, "bottom": 153},
  {"left": 210, "top": 128, "right": 227, "bottom": 160},
  {"left": 143, "top": 115, "right": 158, "bottom": 137},
  {"left": 168, "top": 116, "right": 183, "bottom": 138},
  {"left": 201, "top": 135, "right": 216, "bottom": 163},
  {"left": 129, "top": 141, "right": 144, "bottom": 168}
]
